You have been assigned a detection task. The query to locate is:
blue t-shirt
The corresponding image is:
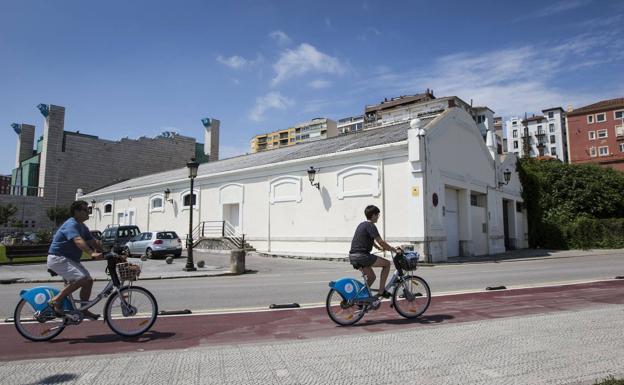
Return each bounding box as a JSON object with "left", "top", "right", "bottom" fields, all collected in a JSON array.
[{"left": 48, "top": 217, "right": 94, "bottom": 262}]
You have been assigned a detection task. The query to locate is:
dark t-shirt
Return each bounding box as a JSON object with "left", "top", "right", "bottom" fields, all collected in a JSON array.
[{"left": 349, "top": 221, "right": 381, "bottom": 254}]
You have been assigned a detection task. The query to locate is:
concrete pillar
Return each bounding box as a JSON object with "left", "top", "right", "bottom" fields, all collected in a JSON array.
[
  {"left": 458, "top": 189, "right": 473, "bottom": 257},
  {"left": 38, "top": 104, "right": 65, "bottom": 204},
  {"left": 230, "top": 249, "right": 245, "bottom": 274},
  {"left": 14, "top": 124, "right": 35, "bottom": 167},
  {"left": 202, "top": 118, "right": 220, "bottom": 162},
  {"left": 407, "top": 119, "right": 427, "bottom": 259}
]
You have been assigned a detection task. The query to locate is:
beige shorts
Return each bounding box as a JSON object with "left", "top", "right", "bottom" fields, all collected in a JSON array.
[{"left": 47, "top": 255, "right": 91, "bottom": 282}]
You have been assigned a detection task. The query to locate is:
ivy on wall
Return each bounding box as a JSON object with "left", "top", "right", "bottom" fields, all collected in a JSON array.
[{"left": 518, "top": 158, "right": 624, "bottom": 249}]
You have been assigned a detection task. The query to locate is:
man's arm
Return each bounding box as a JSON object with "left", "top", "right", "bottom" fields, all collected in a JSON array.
[
  {"left": 74, "top": 236, "right": 103, "bottom": 259},
  {"left": 374, "top": 236, "right": 399, "bottom": 253},
  {"left": 87, "top": 239, "right": 103, "bottom": 252}
]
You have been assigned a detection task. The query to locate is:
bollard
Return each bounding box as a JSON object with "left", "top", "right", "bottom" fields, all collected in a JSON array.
[{"left": 230, "top": 249, "right": 246, "bottom": 275}]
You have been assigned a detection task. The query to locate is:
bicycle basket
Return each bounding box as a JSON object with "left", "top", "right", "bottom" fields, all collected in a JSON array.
[
  {"left": 116, "top": 262, "right": 141, "bottom": 281},
  {"left": 397, "top": 251, "right": 420, "bottom": 270}
]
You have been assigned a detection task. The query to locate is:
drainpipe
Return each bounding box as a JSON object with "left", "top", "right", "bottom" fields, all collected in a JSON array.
[{"left": 380, "top": 158, "right": 386, "bottom": 257}]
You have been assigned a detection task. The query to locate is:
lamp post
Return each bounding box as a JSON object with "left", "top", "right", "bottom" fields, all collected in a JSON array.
[
  {"left": 184, "top": 158, "right": 200, "bottom": 271},
  {"left": 307, "top": 166, "right": 320, "bottom": 189},
  {"left": 498, "top": 169, "right": 512, "bottom": 187}
]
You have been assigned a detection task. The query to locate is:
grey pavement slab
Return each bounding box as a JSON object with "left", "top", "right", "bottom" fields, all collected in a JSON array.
[{"left": 1, "top": 304, "right": 622, "bottom": 385}]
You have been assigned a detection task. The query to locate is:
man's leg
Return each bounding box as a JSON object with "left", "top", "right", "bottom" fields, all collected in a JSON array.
[
  {"left": 49, "top": 278, "right": 89, "bottom": 312},
  {"left": 372, "top": 257, "right": 391, "bottom": 294},
  {"left": 79, "top": 278, "right": 94, "bottom": 302},
  {"left": 361, "top": 266, "right": 376, "bottom": 288}
]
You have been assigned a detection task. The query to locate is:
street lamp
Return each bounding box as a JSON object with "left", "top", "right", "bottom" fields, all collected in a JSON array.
[
  {"left": 184, "top": 158, "right": 200, "bottom": 272},
  {"left": 307, "top": 166, "right": 320, "bottom": 190},
  {"left": 164, "top": 188, "right": 173, "bottom": 203},
  {"left": 498, "top": 169, "right": 512, "bottom": 187}
]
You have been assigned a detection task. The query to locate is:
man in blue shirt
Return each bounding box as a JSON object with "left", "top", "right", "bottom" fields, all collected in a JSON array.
[{"left": 47, "top": 200, "right": 103, "bottom": 319}]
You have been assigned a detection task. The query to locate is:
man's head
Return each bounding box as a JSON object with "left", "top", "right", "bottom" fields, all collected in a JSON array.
[
  {"left": 364, "top": 205, "right": 380, "bottom": 223},
  {"left": 70, "top": 200, "right": 90, "bottom": 222}
]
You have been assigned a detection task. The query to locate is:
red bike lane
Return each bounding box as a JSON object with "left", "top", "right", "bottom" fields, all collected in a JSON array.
[{"left": 1, "top": 280, "right": 622, "bottom": 362}]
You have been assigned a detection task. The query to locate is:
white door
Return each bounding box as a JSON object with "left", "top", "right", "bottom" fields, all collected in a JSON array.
[
  {"left": 117, "top": 212, "right": 125, "bottom": 226},
  {"left": 444, "top": 188, "right": 460, "bottom": 257},
  {"left": 223, "top": 203, "right": 240, "bottom": 233}
]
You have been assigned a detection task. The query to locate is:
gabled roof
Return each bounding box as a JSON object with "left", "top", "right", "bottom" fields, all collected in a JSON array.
[
  {"left": 86, "top": 121, "right": 411, "bottom": 195},
  {"left": 568, "top": 98, "right": 624, "bottom": 116}
]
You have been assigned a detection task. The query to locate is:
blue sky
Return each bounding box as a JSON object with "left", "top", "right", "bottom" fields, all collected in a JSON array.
[{"left": 1, "top": 0, "right": 623, "bottom": 175}]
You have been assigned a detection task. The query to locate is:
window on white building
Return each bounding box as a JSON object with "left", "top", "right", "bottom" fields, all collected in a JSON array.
[
  {"left": 549, "top": 123, "right": 555, "bottom": 133},
  {"left": 103, "top": 203, "right": 113, "bottom": 214},
  {"left": 513, "top": 141, "right": 518, "bottom": 149},
  {"left": 587, "top": 115, "right": 594, "bottom": 124},
  {"left": 597, "top": 129, "right": 608, "bottom": 139},
  {"left": 150, "top": 196, "right": 164, "bottom": 212},
  {"left": 512, "top": 130, "right": 518, "bottom": 138},
  {"left": 512, "top": 120, "right": 517, "bottom": 126},
  {"left": 550, "top": 147, "right": 557, "bottom": 156},
  {"left": 590, "top": 147, "right": 597, "bottom": 157},
  {"left": 550, "top": 135, "right": 556, "bottom": 144},
  {"left": 599, "top": 146, "right": 609, "bottom": 156},
  {"left": 182, "top": 193, "right": 197, "bottom": 207},
  {"left": 596, "top": 113, "right": 606, "bottom": 122},
  {"left": 548, "top": 111, "right": 554, "bottom": 119},
  {"left": 588, "top": 131, "right": 596, "bottom": 140}
]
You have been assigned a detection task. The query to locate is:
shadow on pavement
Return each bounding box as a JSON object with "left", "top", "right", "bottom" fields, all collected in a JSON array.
[
  {"left": 49, "top": 330, "right": 176, "bottom": 345},
  {"left": 28, "top": 373, "right": 79, "bottom": 385},
  {"left": 355, "top": 313, "right": 454, "bottom": 327}
]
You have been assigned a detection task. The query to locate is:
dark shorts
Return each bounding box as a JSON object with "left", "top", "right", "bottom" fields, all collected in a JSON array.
[{"left": 349, "top": 253, "right": 377, "bottom": 269}]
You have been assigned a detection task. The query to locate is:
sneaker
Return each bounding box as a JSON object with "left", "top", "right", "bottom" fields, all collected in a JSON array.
[
  {"left": 378, "top": 290, "right": 391, "bottom": 299},
  {"left": 82, "top": 310, "right": 101, "bottom": 321}
]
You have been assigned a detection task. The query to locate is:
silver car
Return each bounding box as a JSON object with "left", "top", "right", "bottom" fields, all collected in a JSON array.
[{"left": 123, "top": 231, "right": 182, "bottom": 259}]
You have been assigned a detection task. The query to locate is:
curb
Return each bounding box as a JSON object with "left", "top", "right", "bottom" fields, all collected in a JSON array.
[{"left": 0, "top": 270, "right": 252, "bottom": 284}]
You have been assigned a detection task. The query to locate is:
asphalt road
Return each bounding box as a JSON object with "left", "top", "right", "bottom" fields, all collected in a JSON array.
[{"left": 1, "top": 252, "right": 623, "bottom": 319}]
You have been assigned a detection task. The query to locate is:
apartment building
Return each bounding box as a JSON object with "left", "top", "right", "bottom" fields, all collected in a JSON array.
[
  {"left": 0, "top": 175, "right": 10, "bottom": 195},
  {"left": 363, "top": 90, "right": 495, "bottom": 140},
  {"left": 337, "top": 115, "right": 364, "bottom": 134},
  {"left": 566, "top": 98, "right": 624, "bottom": 171},
  {"left": 250, "top": 118, "right": 338, "bottom": 153},
  {"left": 504, "top": 107, "right": 568, "bottom": 162}
]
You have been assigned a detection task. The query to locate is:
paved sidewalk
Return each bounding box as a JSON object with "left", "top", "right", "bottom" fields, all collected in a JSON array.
[
  {"left": 0, "top": 251, "right": 233, "bottom": 283},
  {"left": 1, "top": 304, "right": 622, "bottom": 384}
]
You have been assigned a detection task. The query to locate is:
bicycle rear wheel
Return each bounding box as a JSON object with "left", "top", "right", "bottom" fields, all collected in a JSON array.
[
  {"left": 104, "top": 286, "right": 158, "bottom": 337},
  {"left": 392, "top": 275, "right": 431, "bottom": 319},
  {"left": 14, "top": 299, "right": 65, "bottom": 341},
  {"left": 326, "top": 289, "right": 365, "bottom": 326}
]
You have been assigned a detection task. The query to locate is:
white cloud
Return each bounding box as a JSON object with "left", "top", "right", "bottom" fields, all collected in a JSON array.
[
  {"left": 217, "top": 55, "right": 249, "bottom": 69},
  {"left": 308, "top": 79, "right": 332, "bottom": 89},
  {"left": 514, "top": 0, "right": 590, "bottom": 21},
  {"left": 272, "top": 43, "right": 345, "bottom": 85},
  {"left": 269, "top": 30, "right": 292, "bottom": 46},
  {"left": 249, "top": 92, "right": 294, "bottom": 121},
  {"left": 356, "top": 29, "right": 624, "bottom": 118}
]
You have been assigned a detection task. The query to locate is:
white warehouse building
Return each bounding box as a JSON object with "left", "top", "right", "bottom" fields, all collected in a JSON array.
[{"left": 81, "top": 108, "right": 528, "bottom": 262}]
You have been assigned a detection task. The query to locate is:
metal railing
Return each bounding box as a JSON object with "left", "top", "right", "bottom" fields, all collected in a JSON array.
[
  {"left": 8, "top": 185, "right": 44, "bottom": 197},
  {"left": 192, "top": 220, "right": 246, "bottom": 249}
]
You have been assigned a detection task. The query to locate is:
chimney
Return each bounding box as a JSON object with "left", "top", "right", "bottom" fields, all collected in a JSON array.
[{"left": 201, "top": 118, "right": 220, "bottom": 162}]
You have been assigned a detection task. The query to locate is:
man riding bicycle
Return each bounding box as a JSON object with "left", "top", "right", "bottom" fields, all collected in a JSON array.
[
  {"left": 349, "top": 205, "right": 402, "bottom": 299},
  {"left": 47, "top": 200, "right": 104, "bottom": 320}
]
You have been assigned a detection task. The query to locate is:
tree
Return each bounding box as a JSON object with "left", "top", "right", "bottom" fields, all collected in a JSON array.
[
  {"left": 0, "top": 204, "right": 18, "bottom": 226},
  {"left": 46, "top": 206, "right": 70, "bottom": 227}
]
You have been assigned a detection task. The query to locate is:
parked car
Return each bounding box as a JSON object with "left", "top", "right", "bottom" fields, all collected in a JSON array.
[
  {"left": 100, "top": 225, "right": 141, "bottom": 253},
  {"left": 123, "top": 231, "right": 182, "bottom": 259},
  {"left": 90, "top": 230, "right": 102, "bottom": 240}
]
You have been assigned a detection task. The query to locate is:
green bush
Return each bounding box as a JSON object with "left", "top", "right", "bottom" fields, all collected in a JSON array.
[{"left": 518, "top": 158, "right": 624, "bottom": 249}]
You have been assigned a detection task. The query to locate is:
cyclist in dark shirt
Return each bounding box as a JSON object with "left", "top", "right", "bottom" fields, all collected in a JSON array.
[{"left": 349, "top": 205, "right": 401, "bottom": 298}]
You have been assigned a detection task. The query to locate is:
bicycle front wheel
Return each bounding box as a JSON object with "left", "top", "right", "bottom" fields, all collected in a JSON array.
[
  {"left": 104, "top": 286, "right": 158, "bottom": 337},
  {"left": 14, "top": 299, "right": 65, "bottom": 341},
  {"left": 326, "top": 289, "right": 365, "bottom": 326},
  {"left": 392, "top": 275, "right": 431, "bottom": 319}
]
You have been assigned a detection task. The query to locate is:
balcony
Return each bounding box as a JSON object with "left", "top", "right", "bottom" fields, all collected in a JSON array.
[
  {"left": 535, "top": 130, "right": 546, "bottom": 137},
  {"left": 616, "top": 125, "right": 624, "bottom": 138}
]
